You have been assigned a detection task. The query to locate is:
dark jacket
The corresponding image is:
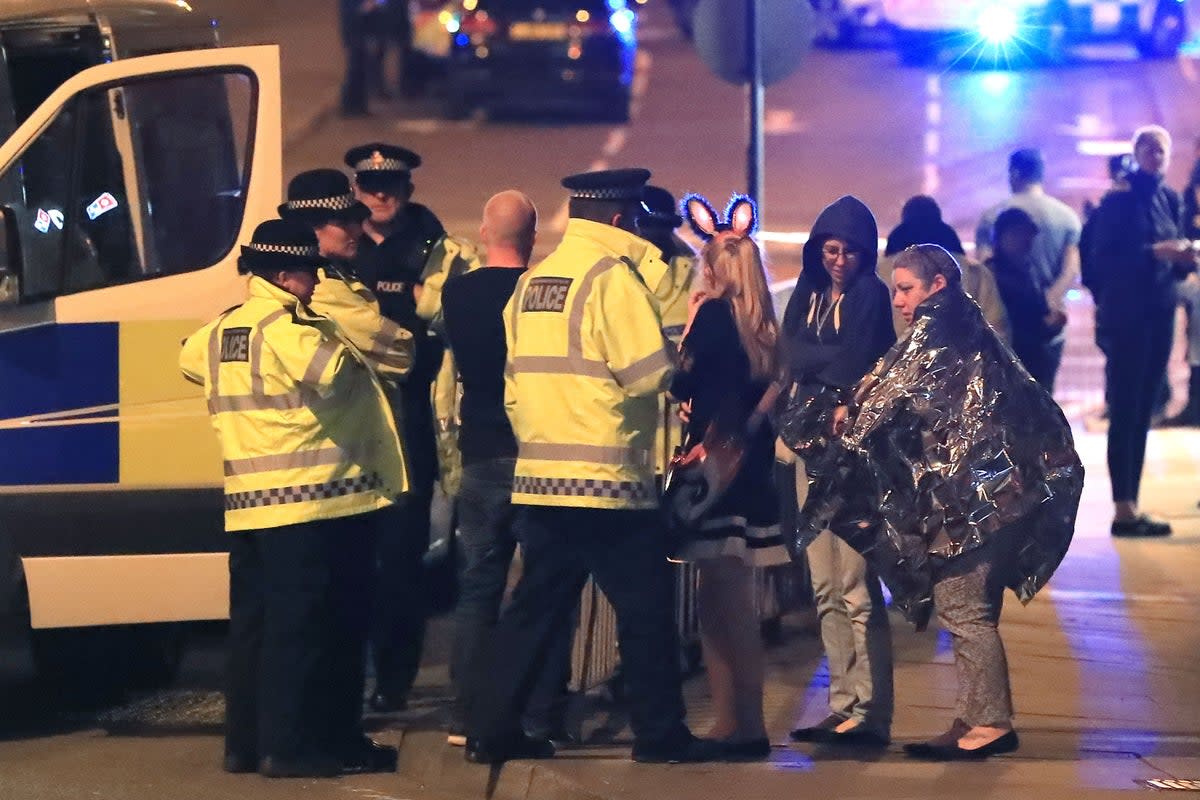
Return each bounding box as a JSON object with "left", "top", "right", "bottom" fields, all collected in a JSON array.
[
  {"left": 795, "top": 287, "right": 1083, "bottom": 627},
  {"left": 1085, "top": 170, "right": 1185, "bottom": 328},
  {"left": 1184, "top": 157, "right": 1200, "bottom": 240},
  {"left": 884, "top": 219, "right": 964, "bottom": 257},
  {"left": 780, "top": 196, "right": 896, "bottom": 393}
]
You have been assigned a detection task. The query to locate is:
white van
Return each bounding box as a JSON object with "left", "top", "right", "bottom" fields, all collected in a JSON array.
[
  {"left": 882, "top": 0, "right": 1188, "bottom": 66},
  {"left": 0, "top": 1, "right": 281, "bottom": 687}
]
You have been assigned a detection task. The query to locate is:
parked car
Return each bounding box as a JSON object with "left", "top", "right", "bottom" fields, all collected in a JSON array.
[
  {"left": 441, "top": 0, "right": 637, "bottom": 120},
  {"left": 881, "top": 0, "right": 1188, "bottom": 66}
]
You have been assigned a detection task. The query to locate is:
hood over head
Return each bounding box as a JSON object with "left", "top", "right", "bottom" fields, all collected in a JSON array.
[{"left": 803, "top": 195, "right": 879, "bottom": 287}]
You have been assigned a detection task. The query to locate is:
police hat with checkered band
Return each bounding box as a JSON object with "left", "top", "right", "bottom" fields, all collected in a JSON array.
[
  {"left": 237, "top": 218, "right": 328, "bottom": 275},
  {"left": 344, "top": 142, "right": 421, "bottom": 191},
  {"left": 279, "top": 169, "right": 370, "bottom": 225},
  {"left": 561, "top": 168, "right": 651, "bottom": 203}
]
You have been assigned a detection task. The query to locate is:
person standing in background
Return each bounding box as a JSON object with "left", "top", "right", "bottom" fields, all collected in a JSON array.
[{"left": 1085, "top": 125, "right": 1198, "bottom": 537}]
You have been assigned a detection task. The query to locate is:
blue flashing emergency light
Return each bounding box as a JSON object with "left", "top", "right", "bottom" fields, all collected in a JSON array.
[{"left": 976, "top": 4, "right": 1020, "bottom": 45}]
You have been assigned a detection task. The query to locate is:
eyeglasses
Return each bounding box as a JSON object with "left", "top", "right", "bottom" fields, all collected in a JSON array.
[{"left": 821, "top": 244, "right": 860, "bottom": 263}]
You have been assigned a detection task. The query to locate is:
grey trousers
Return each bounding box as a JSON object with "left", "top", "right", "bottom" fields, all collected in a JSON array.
[
  {"left": 932, "top": 545, "right": 1014, "bottom": 728},
  {"left": 793, "top": 455, "right": 894, "bottom": 733}
]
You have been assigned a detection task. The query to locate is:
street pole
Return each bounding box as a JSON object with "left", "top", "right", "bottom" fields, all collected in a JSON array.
[{"left": 747, "top": 0, "right": 765, "bottom": 221}]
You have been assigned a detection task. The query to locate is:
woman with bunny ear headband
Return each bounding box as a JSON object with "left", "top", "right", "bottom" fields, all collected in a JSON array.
[
  {"left": 668, "top": 193, "right": 789, "bottom": 761},
  {"left": 775, "top": 195, "right": 897, "bottom": 748}
]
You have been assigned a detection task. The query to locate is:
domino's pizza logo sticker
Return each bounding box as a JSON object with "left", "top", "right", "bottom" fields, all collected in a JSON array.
[
  {"left": 34, "top": 208, "right": 51, "bottom": 233},
  {"left": 86, "top": 192, "right": 119, "bottom": 220}
]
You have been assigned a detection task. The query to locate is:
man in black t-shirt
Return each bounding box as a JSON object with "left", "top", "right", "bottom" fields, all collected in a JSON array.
[{"left": 441, "top": 191, "right": 573, "bottom": 746}]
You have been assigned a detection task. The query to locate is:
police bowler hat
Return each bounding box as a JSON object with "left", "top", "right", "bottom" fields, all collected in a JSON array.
[
  {"left": 279, "top": 169, "right": 370, "bottom": 225},
  {"left": 640, "top": 185, "right": 682, "bottom": 229},
  {"left": 345, "top": 142, "right": 420, "bottom": 192},
  {"left": 238, "top": 218, "right": 327, "bottom": 275}
]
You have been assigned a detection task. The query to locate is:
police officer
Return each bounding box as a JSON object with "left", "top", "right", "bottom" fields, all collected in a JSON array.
[
  {"left": 636, "top": 185, "right": 697, "bottom": 475},
  {"left": 464, "top": 169, "right": 720, "bottom": 765},
  {"left": 180, "top": 219, "right": 406, "bottom": 777},
  {"left": 637, "top": 185, "right": 697, "bottom": 345},
  {"left": 279, "top": 168, "right": 414, "bottom": 382},
  {"left": 345, "top": 142, "right": 475, "bottom": 711}
]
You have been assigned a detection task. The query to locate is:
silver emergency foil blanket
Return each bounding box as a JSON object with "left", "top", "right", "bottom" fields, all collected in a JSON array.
[{"left": 785, "top": 288, "right": 1083, "bottom": 628}]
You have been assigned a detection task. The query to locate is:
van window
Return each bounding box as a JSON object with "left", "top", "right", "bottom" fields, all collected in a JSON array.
[{"left": 6, "top": 69, "right": 255, "bottom": 300}]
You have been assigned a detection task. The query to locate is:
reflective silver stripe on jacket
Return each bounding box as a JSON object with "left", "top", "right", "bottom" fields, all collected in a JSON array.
[
  {"left": 303, "top": 340, "right": 341, "bottom": 384},
  {"left": 518, "top": 441, "right": 651, "bottom": 467},
  {"left": 224, "top": 445, "right": 356, "bottom": 477},
  {"left": 224, "top": 472, "right": 384, "bottom": 510},
  {"left": 510, "top": 355, "right": 609, "bottom": 379},
  {"left": 207, "top": 392, "right": 308, "bottom": 414},
  {"left": 612, "top": 349, "right": 671, "bottom": 388},
  {"left": 512, "top": 475, "right": 656, "bottom": 502},
  {"left": 251, "top": 310, "right": 289, "bottom": 396}
]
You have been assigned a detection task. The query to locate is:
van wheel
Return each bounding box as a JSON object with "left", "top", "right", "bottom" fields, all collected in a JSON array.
[{"left": 1137, "top": 6, "right": 1185, "bottom": 58}]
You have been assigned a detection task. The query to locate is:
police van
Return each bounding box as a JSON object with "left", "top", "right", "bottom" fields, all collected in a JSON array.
[
  {"left": 882, "top": 0, "right": 1188, "bottom": 66},
  {"left": 0, "top": 1, "right": 282, "bottom": 687}
]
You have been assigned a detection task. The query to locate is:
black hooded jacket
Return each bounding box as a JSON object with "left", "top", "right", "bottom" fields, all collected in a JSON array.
[
  {"left": 780, "top": 196, "right": 896, "bottom": 394},
  {"left": 1085, "top": 170, "right": 1184, "bottom": 327}
]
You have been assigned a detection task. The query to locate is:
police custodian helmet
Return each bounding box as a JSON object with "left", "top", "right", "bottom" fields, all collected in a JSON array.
[
  {"left": 279, "top": 169, "right": 370, "bottom": 225},
  {"left": 238, "top": 218, "right": 327, "bottom": 275}
]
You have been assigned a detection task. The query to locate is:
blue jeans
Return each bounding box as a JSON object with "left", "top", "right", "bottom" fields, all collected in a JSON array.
[{"left": 451, "top": 458, "right": 571, "bottom": 734}]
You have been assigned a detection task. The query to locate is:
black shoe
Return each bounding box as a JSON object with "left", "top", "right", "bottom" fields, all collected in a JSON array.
[
  {"left": 340, "top": 737, "right": 398, "bottom": 774},
  {"left": 1111, "top": 516, "right": 1171, "bottom": 538},
  {"left": 825, "top": 726, "right": 890, "bottom": 747},
  {"left": 719, "top": 737, "right": 771, "bottom": 761},
  {"left": 632, "top": 734, "right": 725, "bottom": 764},
  {"left": 527, "top": 726, "right": 580, "bottom": 749},
  {"left": 465, "top": 733, "right": 556, "bottom": 764},
  {"left": 222, "top": 752, "right": 257, "bottom": 774},
  {"left": 258, "top": 755, "right": 340, "bottom": 778},
  {"left": 368, "top": 691, "right": 408, "bottom": 713},
  {"left": 904, "top": 730, "right": 1019, "bottom": 761},
  {"left": 788, "top": 713, "right": 847, "bottom": 743}
]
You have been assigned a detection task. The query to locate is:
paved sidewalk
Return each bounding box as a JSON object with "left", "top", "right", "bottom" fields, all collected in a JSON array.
[{"left": 377, "top": 426, "right": 1200, "bottom": 800}]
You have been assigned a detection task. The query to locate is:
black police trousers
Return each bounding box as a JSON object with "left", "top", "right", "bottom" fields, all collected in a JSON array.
[
  {"left": 225, "top": 512, "right": 377, "bottom": 764},
  {"left": 466, "top": 506, "right": 690, "bottom": 750},
  {"left": 370, "top": 484, "right": 433, "bottom": 701}
]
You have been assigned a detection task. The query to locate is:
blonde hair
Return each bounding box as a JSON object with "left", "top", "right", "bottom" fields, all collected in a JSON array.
[
  {"left": 1132, "top": 124, "right": 1171, "bottom": 152},
  {"left": 700, "top": 234, "right": 779, "bottom": 380}
]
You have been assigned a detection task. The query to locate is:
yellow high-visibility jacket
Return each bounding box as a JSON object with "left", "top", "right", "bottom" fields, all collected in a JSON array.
[
  {"left": 310, "top": 263, "right": 415, "bottom": 382},
  {"left": 504, "top": 219, "right": 675, "bottom": 510},
  {"left": 180, "top": 276, "right": 408, "bottom": 532},
  {"left": 643, "top": 244, "right": 696, "bottom": 474},
  {"left": 416, "top": 233, "right": 482, "bottom": 324}
]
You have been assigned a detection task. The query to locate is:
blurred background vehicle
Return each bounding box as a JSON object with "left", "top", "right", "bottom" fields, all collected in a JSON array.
[
  {"left": 812, "top": 0, "right": 888, "bottom": 46},
  {"left": 881, "top": 0, "right": 1188, "bottom": 67},
  {"left": 669, "top": 0, "right": 887, "bottom": 46},
  {"left": 436, "top": 0, "right": 637, "bottom": 120}
]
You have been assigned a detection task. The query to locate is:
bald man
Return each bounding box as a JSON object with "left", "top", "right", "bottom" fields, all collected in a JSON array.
[{"left": 441, "top": 191, "right": 572, "bottom": 745}]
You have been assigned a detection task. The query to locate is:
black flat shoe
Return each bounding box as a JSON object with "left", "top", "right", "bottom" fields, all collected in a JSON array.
[
  {"left": 465, "top": 733, "right": 556, "bottom": 764},
  {"left": 719, "top": 737, "right": 772, "bottom": 761},
  {"left": 789, "top": 713, "right": 847, "bottom": 743},
  {"left": 632, "top": 734, "right": 724, "bottom": 764},
  {"left": 825, "top": 727, "right": 890, "bottom": 747},
  {"left": 340, "top": 737, "right": 398, "bottom": 774},
  {"left": 904, "top": 730, "right": 1019, "bottom": 761},
  {"left": 1111, "top": 516, "right": 1171, "bottom": 538}
]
